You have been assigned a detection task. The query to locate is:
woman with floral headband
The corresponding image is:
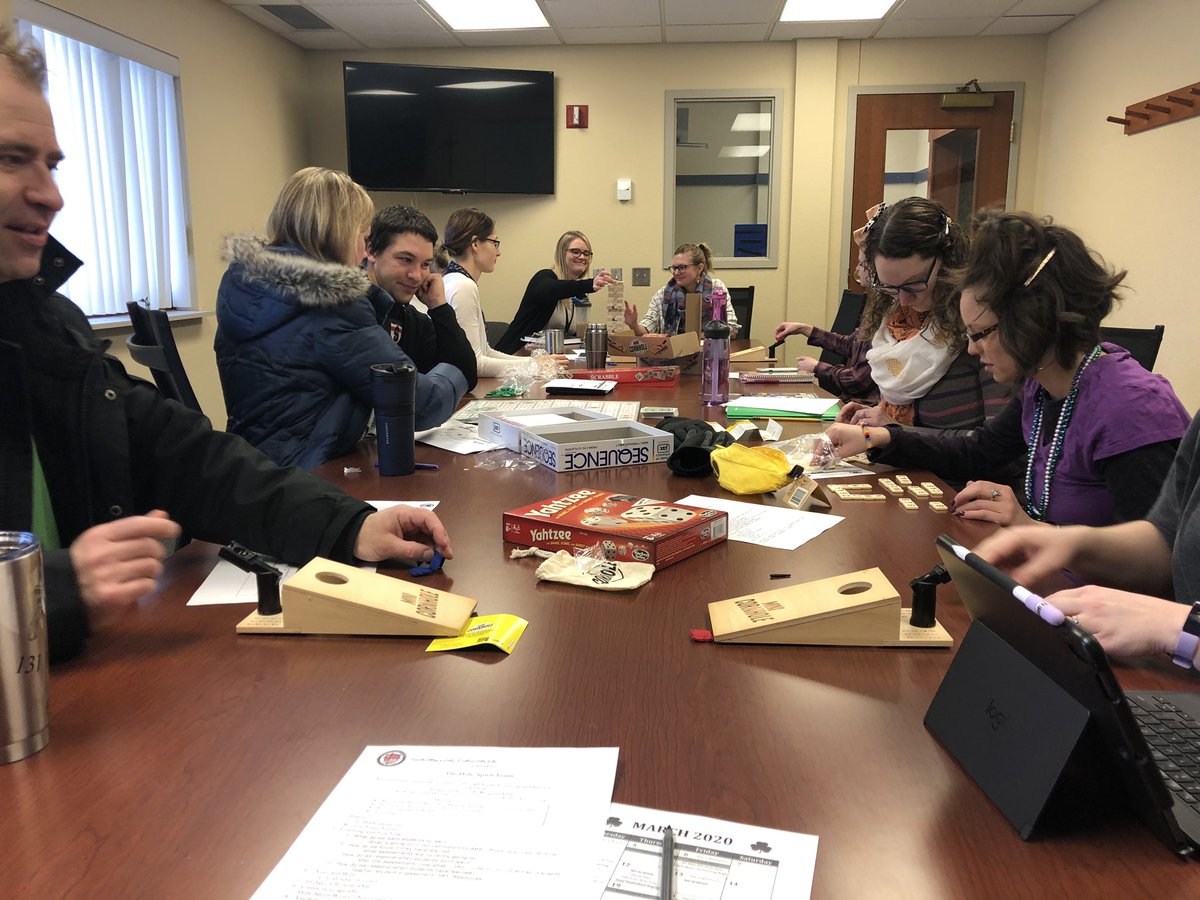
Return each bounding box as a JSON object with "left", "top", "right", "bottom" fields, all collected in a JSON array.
[
  {"left": 824, "top": 209, "right": 1190, "bottom": 528},
  {"left": 623, "top": 241, "right": 740, "bottom": 338}
]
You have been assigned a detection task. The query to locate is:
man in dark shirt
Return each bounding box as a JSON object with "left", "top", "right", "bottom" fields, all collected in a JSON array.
[{"left": 366, "top": 206, "right": 478, "bottom": 391}]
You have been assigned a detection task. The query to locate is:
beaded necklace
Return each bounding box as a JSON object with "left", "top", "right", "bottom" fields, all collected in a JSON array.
[{"left": 1024, "top": 344, "right": 1103, "bottom": 522}]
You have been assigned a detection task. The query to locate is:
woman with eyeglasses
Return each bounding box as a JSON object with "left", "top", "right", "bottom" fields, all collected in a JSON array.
[
  {"left": 494, "top": 230, "right": 617, "bottom": 354},
  {"left": 623, "top": 242, "right": 740, "bottom": 338},
  {"left": 437, "top": 207, "right": 528, "bottom": 378},
  {"left": 823, "top": 209, "right": 1190, "bottom": 528}
]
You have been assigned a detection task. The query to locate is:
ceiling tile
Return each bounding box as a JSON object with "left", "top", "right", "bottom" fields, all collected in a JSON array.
[
  {"left": 558, "top": 26, "right": 665, "bottom": 45},
  {"left": 354, "top": 29, "right": 463, "bottom": 48},
  {"left": 1007, "top": 0, "right": 1099, "bottom": 14},
  {"left": 665, "top": 23, "right": 772, "bottom": 42},
  {"left": 308, "top": 3, "right": 448, "bottom": 34},
  {"left": 981, "top": 14, "right": 1072, "bottom": 34},
  {"left": 285, "top": 30, "right": 368, "bottom": 48},
  {"left": 665, "top": 0, "right": 780, "bottom": 26},
  {"left": 544, "top": 0, "right": 661, "bottom": 29},
  {"left": 887, "top": 0, "right": 1012, "bottom": 19},
  {"left": 875, "top": 16, "right": 993, "bottom": 37}
]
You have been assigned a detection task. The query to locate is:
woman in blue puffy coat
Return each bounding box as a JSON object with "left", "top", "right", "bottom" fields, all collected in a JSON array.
[{"left": 214, "top": 168, "right": 468, "bottom": 469}]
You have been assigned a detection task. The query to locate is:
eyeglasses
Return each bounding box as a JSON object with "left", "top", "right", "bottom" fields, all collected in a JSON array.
[
  {"left": 965, "top": 321, "right": 1000, "bottom": 343},
  {"left": 480, "top": 237, "right": 501, "bottom": 249},
  {"left": 567, "top": 248, "right": 593, "bottom": 259},
  {"left": 870, "top": 256, "right": 937, "bottom": 297},
  {"left": 668, "top": 264, "right": 694, "bottom": 273}
]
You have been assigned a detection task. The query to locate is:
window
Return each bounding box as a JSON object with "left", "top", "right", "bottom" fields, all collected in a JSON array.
[
  {"left": 15, "top": 1, "right": 192, "bottom": 316},
  {"left": 664, "top": 89, "right": 783, "bottom": 270}
]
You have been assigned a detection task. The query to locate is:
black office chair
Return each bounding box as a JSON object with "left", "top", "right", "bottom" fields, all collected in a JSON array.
[
  {"left": 125, "top": 300, "right": 202, "bottom": 413},
  {"left": 819, "top": 290, "right": 868, "bottom": 366},
  {"left": 727, "top": 286, "right": 754, "bottom": 337},
  {"left": 1099, "top": 324, "right": 1165, "bottom": 371},
  {"left": 485, "top": 320, "right": 510, "bottom": 347}
]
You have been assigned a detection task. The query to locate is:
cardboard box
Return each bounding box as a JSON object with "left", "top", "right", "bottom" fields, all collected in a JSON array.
[
  {"left": 606, "top": 330, "right": 701, "bottom": 359},
  {"left": 477, "top": 405, "right": 616, "bottom": 451},
  {"left": 502, "top": 489, "right": 728, "bottom": 569},
  {"left": 570, "top": 366, "right": 680, "bottom": 385},
  {"left": 518, "top": 419, "right": 674, "bottom": 472}
]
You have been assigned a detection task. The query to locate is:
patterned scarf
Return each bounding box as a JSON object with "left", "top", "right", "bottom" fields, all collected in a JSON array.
[{"left": 662, "top": 271, "right": 716, "bottom": 335}]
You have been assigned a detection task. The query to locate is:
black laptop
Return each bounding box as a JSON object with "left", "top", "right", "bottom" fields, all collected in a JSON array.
[{"left": 926, "top": 533, "right": 1200, "bottom": 858}]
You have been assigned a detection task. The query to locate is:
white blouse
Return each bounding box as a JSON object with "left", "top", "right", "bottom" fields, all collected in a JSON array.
[{"left": 443, "top": 271, "right": 525, "bottom": 378}]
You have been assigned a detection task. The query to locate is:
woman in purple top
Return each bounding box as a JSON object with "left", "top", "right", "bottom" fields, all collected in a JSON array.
[{"left": 825, "top": 209, "right": 1190, "bottom": 528}]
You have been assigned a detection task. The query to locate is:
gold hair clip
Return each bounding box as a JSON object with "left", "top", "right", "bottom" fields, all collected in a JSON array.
[{"left": 1023, "top": 247, "right": 1056, "bottom": 287}]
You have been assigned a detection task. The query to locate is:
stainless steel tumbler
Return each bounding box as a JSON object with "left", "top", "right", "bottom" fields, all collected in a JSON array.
[
  {"left": 544, "top": 328, "right": 565, "bottom": 354},
  {"left": 585, "top": 322, "right": 608, "bottom": 369},
  {"left": 0, "top": 532, "right": 48, "bottom": 764}
]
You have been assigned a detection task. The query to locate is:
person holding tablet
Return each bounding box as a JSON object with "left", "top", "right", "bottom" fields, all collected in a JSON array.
[
  {"left": 495, "top": 230, "right": 616, "bottom": 354},
  {"left": 824, "top": 209, "right": 1190, "bottom": 528}
]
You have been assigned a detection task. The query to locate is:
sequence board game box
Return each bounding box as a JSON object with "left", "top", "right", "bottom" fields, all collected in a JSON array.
[
  {"left": 518, "top": 420, "right": 673, "bottom": 473},
  {"left": 502, "top": 490, "right": 728, "bottom": 569}
]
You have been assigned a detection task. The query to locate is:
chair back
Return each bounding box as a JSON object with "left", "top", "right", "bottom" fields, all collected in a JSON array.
[
  {"left": 485, "top": 320, "right": 510, "bottom": 347},
  {"left": 820, "top": 290, "right": 868, "bottom": 366},
  {"left": 727, "top": 286, "right": 754, "bottom": 336},
  {"left": 1098, "top": 324, "right": 1165, "bottom": 371},
  {"left": 125, "top": 301, "right": 202, "bottom": 413}
]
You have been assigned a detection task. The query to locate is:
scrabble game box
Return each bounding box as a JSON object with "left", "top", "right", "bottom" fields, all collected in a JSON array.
[
  {"left": 502, "top": 490, "right": 728, "bottom": 569},
  {"left": 569, "top": 365, "right": 680, "bottom": 385}
]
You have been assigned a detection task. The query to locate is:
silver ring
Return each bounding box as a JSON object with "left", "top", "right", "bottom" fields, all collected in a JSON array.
[{"left": 990, "top": 489, "right": 1001, "bottom": 501}]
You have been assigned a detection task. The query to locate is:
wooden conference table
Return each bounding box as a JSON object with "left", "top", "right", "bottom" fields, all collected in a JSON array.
[{"left": 4, "top": 374, "right": 1199, "bottom": 898}]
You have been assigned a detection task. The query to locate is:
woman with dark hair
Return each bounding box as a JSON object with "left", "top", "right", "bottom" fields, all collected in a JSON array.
[
  {"left": 437, "top": 207, "right": 527, "bottom": 378},
  {"left": 792, "top": 197, "right": 1006, "bottom": 430},
  {"left": 495, "top": 230, "right": 616, "bottom": 354},
  {"left": 825, "top": 209, "right": 1190, "bottom": 528},
  {"left": 623, "top": 241, "right": 740, "bottom": 338}
]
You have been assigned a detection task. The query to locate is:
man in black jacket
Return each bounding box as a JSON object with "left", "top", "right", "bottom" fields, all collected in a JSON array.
[
  {"left": 366, "top": 206, "right": 478, "bottom": 391},
  {"left": 0, "top": 28, "right": 453, "bottom": 663}
]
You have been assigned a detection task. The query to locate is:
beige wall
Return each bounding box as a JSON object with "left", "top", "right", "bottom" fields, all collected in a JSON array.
[
  {"left": 1038, "top": 0, "right": 1200, "bottom": 410},
  {"left": 5, "top": 0, "right": 307, "bottom": 421}
]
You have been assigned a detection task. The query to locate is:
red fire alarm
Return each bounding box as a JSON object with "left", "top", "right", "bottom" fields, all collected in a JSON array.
[{"left": 566, "top": 105, "right": 589, "bottom": 129}]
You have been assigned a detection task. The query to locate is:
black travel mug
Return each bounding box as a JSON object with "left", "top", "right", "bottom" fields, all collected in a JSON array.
[{"left": 370, "top": 362, "right": 416, "bottom": 476}]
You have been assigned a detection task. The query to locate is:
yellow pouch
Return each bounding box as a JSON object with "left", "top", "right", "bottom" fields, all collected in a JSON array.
[{"left": 710, "top": 444, "right": 801, "bottom": 495}]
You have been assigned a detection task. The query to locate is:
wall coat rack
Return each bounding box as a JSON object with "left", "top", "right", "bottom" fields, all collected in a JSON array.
[{"left": 1107, "top": 80, "right": 1200, "bottom": 135}]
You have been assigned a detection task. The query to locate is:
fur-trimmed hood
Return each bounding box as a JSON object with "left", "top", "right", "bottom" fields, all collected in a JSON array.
[{"left": 216, "top": 234, "right": 373, "bottom": 341}]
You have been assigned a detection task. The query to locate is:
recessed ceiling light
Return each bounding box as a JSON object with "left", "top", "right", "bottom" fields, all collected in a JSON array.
[
  {"left": 423, "top": 0, "right": 549, "bottom": 31},
  {"left": 719, "top": 146, "right": 771, "bottom": 158},
  {"left": 780, "top": 0, "right": 896, "bottom": 23},
  {"left": 731, "top": 113, "right": 772, "bottom": 132}
]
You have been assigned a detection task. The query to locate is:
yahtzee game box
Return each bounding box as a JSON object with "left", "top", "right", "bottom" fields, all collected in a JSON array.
[{"left": 502, "top": 490, "right": 728, "bottom": 569}]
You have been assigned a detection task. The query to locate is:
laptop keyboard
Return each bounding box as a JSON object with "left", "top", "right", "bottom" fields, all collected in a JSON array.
[{"left": 1128, "top": 695, "right": 1200, "bottom": 814}]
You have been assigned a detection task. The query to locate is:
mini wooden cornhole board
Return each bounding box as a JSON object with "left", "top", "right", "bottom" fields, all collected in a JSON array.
[
  {"left": 236, "top": 557, "right": 476, "bottom": 637},
  {"left": 708, "top": 567, "right": 952, "bottom": 647}
]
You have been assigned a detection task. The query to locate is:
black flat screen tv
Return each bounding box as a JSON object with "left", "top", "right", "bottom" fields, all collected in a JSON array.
[{"left": 344, "top": 61, "right": 555, "bottom": 195}]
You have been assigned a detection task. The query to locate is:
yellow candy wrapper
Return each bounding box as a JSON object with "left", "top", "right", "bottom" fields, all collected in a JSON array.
[{"left": 425, "top": 614, "right": 529, "bottom": 655}]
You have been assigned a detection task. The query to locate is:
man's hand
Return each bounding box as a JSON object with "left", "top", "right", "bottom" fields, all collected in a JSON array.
[
  {"left": 70, "top": 510, "right": 182, "bottom": 615},
  {"left": 416, "top": 272, "right": 447, "bottom": 309},
  {"left": 354, "top": 506, "right": 453, "bottom": 564}
]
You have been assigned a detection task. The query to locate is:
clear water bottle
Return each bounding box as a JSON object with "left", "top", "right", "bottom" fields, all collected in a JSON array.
[{"left": 701, "top": 287, "right": 731, "bottom": 407}]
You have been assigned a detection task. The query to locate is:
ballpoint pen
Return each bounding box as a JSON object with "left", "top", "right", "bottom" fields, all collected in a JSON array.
[{"left": 660, "top": 826, "right": 675, "bottom": 899}]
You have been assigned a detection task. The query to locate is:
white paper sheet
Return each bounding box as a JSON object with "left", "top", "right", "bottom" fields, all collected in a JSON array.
[
  {"left": 252, "top": 745, "right": 620, "bottom": 900},
  {"left": 677, "top": 494, "right": 841, "bottom": 551},
  {"left": 452, "top": 398, "right": 641, "bottom": 424},
  {"left": 594, "top": 803, "right": 818, "bottom": 900},
  {"left": 415, "top": 421, "right": 502, "bottom": 454},
  {"left": 186, "top": 501, "right": 437, "bottom": 606}
]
